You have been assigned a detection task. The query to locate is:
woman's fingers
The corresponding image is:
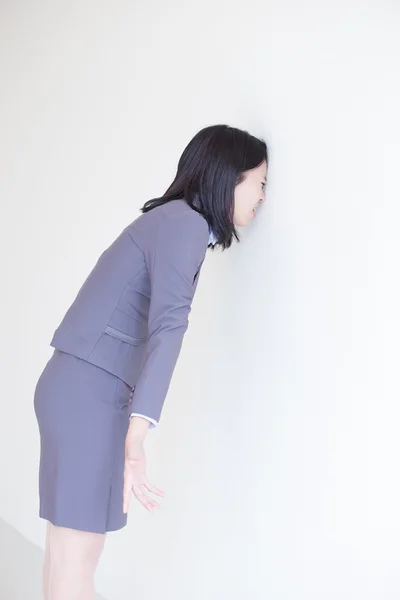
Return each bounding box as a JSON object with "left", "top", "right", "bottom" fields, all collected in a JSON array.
[
  {"left": 132, "top": 484, "right": 158, "bottom": 512},
  {"left": 143, "top": 479, "right": 165, "bottom": 498},
  {"left": 123, "top": 488, "right": 130, "bottom": 514},
  {"left": 124, "top": 470, "right": 158, "bottom": 513},
  {"left": 123, "top": 470, "right": 133, "bottom": 513},
  {"left": 123, "top": 457, "right": 164, "bottom": 513}
]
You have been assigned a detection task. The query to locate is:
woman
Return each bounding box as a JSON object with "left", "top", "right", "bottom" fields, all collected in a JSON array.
[{"left": 34, "top": 123, "right": 268, "bottom": 599}]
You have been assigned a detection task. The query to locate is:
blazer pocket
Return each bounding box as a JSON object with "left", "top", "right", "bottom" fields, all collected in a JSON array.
[
  {"left": 104, "top": 325, "right": 146, "bottom": 346},
  {"left": 108, "top": 308, "right": 148, "bottom": 340}
]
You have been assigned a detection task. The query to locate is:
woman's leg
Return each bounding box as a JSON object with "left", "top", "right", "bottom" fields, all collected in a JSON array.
[
  {"left": 45, "top": 521, "right": 106, "bottom": 600},
  {"left": 43, "top": 520, "right": 51, "bottom": 600}
]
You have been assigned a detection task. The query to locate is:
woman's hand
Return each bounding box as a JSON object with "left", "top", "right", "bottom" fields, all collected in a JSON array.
[{"left": 123, "top": 419, "right": 165, "bottom": 514}]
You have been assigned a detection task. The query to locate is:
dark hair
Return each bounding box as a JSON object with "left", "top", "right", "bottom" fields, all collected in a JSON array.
[{"left": 140, "top": 124, "right": 268, "bottom": 250}]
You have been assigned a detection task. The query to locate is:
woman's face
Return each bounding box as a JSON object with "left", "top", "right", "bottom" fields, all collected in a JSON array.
[{"left": 233, "top": 160, "right": 267, "bottom": 226}]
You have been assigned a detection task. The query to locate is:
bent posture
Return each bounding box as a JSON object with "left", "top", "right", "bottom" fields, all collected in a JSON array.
[{"left": 34, "top": 124, "right": 268, "bottom": 599}]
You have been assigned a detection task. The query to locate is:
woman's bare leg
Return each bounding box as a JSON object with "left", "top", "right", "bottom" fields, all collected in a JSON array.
[
  {"left": 44, "top": 521, "right": 106, "bottom": 600},
  {"left": 43, "top": 520, "right": 51, "bottom": 600}
]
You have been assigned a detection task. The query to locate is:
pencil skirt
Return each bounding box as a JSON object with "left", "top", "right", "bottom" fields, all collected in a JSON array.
[{"left": 34, "top": 349, "right": 135, "bottom": 534}]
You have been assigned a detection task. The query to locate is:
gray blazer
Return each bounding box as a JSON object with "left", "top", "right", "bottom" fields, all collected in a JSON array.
[{"left": 50, "top": 198, "right": 212, "bottom": 426}]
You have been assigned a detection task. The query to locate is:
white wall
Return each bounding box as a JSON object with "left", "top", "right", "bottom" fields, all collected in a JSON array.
[{"left": 1, "top": 1, "right": 400, "bottom": 598}]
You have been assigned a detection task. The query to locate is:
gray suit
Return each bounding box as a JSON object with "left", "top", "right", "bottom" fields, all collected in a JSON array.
[{"left": 50, "top": 198, "right": 210, "bottom": 425}]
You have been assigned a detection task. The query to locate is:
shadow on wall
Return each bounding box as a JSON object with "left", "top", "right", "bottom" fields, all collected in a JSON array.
[{"left": 0, "top": 518, "right": 108, "bottom": 600}]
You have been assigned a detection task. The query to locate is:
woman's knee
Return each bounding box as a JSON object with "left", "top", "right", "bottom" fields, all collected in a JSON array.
[{"left": 48, "top": 523, "right": 106, "bottom": 573}]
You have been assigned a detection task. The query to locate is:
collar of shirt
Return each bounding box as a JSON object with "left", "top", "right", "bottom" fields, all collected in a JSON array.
[{"left": 208, "top": 229, "right": 217, "bottom": 245}]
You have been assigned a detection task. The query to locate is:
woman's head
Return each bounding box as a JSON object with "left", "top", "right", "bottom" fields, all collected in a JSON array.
[{"left": 141, "top": 124, "right": 268, "bottom": 250}]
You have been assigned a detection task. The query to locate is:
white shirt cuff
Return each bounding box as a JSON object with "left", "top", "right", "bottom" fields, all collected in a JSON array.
[{"left": 129, "top": 413, "right": 158, "bottom": 428}]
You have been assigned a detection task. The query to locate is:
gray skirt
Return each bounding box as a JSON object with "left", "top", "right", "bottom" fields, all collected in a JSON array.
[{"left": 34, "top": 349, "right": 135, "bottom": 534}]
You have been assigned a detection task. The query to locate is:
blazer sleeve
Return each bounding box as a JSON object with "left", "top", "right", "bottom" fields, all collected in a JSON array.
[{"left": 129, "top": 209, "right": 209, "bottom": 425}]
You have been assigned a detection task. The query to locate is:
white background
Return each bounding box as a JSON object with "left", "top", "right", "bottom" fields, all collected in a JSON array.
[{"left": 1, "top": 1, "right": 400, "bottom": 598}]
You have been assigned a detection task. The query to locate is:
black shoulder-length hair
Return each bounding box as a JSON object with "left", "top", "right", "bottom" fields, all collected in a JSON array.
[{"left": 140, "top": 124, "right": 269, "bottom": 251}]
